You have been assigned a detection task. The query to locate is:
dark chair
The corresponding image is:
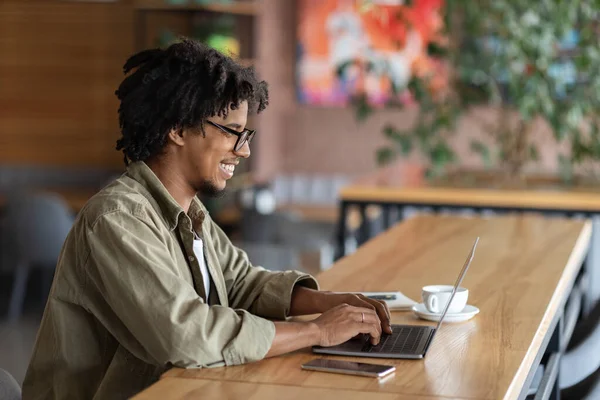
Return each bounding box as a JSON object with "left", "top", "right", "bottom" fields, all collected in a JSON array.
[
  {"left": 581, "top": 373, "right": 600, "bottom": 399},
  {"left": 0, "top": 368, "right": 21, "bottom": 400},
  {"left": 0, "top": 192, "right": 74, "bottom": 321},
  {"left": 527, "top": 287, "right": 600, "bottom": 399},
  {"left": 559, "top": 307, "right": 600, "bottom": 399}
]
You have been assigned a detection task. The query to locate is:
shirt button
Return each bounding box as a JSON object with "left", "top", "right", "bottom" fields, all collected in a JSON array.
[{"left": 188, "top": 256, "right": 195, "bottom": 262}]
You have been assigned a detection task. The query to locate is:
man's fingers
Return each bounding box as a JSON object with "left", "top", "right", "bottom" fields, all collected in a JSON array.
[
  {"left": 379, "top": 300, "right": 392, "bottom": 322},
  {"left": 375, "top": 301, "right": 393, "bottom": 334},
  {"left": 346, "top": 305, "right": 377, "bottom": 316},
  {"left": 352, "top": 309, "right": 382, "bottom": 338},
  {"left": 371, "top": 300, "right": 391, "bottom": 324},
  {"left": 355, "top": 322, "right": 381, "bottom": 345},
  {"left": 369, "top": 323, "right": 381, "bottom": 345},
  {"left": 356, "top": 295, "right": 392, "bottom": 334},
  {"left": 350, "top": 295, "right": 376, "bottom": 311},
  {"left": 361, "top": 310, "right": 381, "bottom": 326},
  {"left": 343, "top": 306, "right": 382, "bottom": 337}
]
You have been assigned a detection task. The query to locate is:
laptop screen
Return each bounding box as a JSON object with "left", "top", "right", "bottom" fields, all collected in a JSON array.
[{"left": 432, "top": 237, "right": 479, "bottom": 334}]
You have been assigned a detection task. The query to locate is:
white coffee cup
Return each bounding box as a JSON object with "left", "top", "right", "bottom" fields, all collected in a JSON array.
[{"left": 422, "top": 285, "right": 468, "bottom": 314}]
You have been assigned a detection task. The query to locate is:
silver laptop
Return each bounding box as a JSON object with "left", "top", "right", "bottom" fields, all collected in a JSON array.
[{"left": 313, "top": 237, "right": 479, "bottom": 359}]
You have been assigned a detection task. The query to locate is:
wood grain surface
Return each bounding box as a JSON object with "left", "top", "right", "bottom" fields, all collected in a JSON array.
[
  {"left": 162, "top": 215, "right": 591, "bottom": 399},
  {"left": 132, "top": 378, "right": 425, "bottom": 400}
]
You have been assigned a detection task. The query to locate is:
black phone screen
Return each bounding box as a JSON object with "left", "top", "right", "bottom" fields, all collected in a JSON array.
[{"left": 303, "top": 359, "right": 395, "bottom": 375}]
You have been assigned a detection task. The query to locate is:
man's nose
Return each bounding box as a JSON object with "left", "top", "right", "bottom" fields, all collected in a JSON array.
[{"left": 234, "top": 140, "right": 251, "bottom": 158}]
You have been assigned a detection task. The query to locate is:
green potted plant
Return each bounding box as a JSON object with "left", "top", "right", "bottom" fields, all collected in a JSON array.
[{"left": 348, "top": 0, "right": 600, "bottom": 185}]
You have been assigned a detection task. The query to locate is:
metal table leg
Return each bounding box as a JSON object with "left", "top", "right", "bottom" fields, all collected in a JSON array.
[{"left": 335, "top": 200, "right": 349, "bottom": 260}]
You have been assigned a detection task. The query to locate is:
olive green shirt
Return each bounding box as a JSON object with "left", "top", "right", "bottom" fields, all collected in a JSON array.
[{"left": 22, "top": 161, "right": 318, "bottom": 400}]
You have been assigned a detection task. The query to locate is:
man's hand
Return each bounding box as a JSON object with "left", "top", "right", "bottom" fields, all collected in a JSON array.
[
  {"left": 267, "top": 290, "right": 393, "bottom": 358},
  {"left": 312, "top": 303, "right": 383, "bottom": 346},
  {"left": 266, "top": 304, "right": 383, "bottom": 358},
  {"left": 321, "top": 291, "right": 393, "bottom": 335},
  {"left": 290, "top": 287, "right": 393, "bottom": 335}
]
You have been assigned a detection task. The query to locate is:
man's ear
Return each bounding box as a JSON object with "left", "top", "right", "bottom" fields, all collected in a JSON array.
[{"left": 167, "top": 128, "right": 186, "bottom": 147}]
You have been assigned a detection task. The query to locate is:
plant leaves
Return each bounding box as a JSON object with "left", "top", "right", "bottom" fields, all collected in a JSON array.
[
  {"left": 376, "top": 147, "right": 397, "bottom": 166},
  {"left": 529, "top": 145, "right": 540, "bottom": 161},
  {"left": 351, "top": 94, "right": 374, "bottom": 122},
  {"left": 397, "top": 135, "right": 413, "bottom": 155},
  {"left": 353, "top": 0, "right": 600, "bottom": 177},
  {"left": 430, "top": 142, "right": 456, "bottom": 167},
  {"left": 383, "top": 124, "right": 399, "bottom": 139},
  {"left": 427, "top": 42, "right": 448, "bottom": 57},
  {"left": 408, "top": 77, "right": 428, "bottom": 103},
  {"left": 383, "top": 125, "right": 413, "bottom": 156}
]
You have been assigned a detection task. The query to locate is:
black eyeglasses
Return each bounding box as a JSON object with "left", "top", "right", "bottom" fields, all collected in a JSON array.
[{"left": 205, "top": 120, "right": 256, "bottom": 152}]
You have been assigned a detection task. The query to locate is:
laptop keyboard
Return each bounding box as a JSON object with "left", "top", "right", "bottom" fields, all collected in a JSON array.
[{"left": 362, "top": 326, "right": 426, "bottom": 354}]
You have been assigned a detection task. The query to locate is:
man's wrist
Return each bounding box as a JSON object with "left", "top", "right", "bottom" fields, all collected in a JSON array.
[
  {"left": 315, "top": 290, "right": 352, "bottom": 313},
  {"left": 304, "top": 321, "right": 322, "bottom": 347},
  {"left": 268, "top": 320, "right": 322, "bottom": 358},
  {"left": 291, "top": 286, "right": 335, "bottom": 315}
]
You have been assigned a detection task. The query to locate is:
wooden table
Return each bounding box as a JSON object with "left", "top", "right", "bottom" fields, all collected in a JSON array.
[
  {"left": 215, "top": 204, "right": 340, "bottom": 226},
  {"left": 336, "top": 165, "right": 600, "bottom": 316},
  {"left": 342, "top": 164, "right": 600, "bottom": 212},
  {"left": 215, "top": 203, "right": 380, "bottom": 233},
  {"left": 136, "top": 215, "right": 592, "bottom": 400},
  {"left": 133, "top": 377, "right": 416, "bottom": 400}
]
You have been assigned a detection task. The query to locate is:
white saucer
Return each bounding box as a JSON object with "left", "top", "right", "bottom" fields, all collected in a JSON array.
[{"left": 412, "top": 303, "right": 480, "bottom": 323}]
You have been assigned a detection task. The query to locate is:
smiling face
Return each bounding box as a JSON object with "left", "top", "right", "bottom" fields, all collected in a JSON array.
[{"left": 170, "top": 101, "right": 251, "bottom": 197}]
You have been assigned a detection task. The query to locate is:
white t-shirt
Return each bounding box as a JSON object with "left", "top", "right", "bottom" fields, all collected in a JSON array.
[{"left": 192, "top": 237, "right": 211, "bottom": 300}]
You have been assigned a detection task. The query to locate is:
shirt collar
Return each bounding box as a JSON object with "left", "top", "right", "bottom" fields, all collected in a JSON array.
[{"left": 126, "top": 161, "right": 208, "bottom": 231}]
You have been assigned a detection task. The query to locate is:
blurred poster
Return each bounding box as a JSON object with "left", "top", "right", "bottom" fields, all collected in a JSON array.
[{"left": 297, "top": 0, "right": 446, "bottom": 106}]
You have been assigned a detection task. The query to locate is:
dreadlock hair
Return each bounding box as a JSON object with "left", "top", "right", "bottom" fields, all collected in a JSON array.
[{"left": 114, "top": 38, "right": 269, "bottom": 165}]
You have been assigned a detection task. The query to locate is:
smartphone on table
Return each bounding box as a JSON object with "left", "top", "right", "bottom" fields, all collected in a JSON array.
[{"left": 301, "top": 358, "right": 396, "bottom": 378}]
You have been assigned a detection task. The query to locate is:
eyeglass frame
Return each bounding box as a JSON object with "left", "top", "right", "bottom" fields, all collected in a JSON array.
[{"left": 205, "top": 120, "right": 256, "bottom": 152}]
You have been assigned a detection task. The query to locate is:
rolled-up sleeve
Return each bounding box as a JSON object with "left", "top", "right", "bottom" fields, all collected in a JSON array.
[
  {"left": 84, "top": 209, "right": 275, "bottom": 368},
  {"left": 208, "top": 218, "right": 319, "bottom": 320}
]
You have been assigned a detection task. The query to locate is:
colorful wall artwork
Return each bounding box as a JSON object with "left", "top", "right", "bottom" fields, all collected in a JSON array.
[{"left": 296, "top": 0, "right": 446, "bottom": 106}]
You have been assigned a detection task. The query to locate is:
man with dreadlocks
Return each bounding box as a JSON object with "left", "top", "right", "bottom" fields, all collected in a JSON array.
[{"left": 22, "top": 39, "right": 391, "bottom": 399}]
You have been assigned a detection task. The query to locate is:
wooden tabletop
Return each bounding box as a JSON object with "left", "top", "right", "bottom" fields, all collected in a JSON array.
[
  {"left": 341, "top": 163, "right": 600, "bottom": 212},
  {"left": 158, "top": 215, "right": 591, "bottom": 400},
  {"left": 133, "top": 377, "right": 423, "bottom": 400},
  {"left": 215, "top": 204, "right": 340, "bottom": 226},
  {"left": 215, "top": 203, "right": 380, "bottom": 230}
]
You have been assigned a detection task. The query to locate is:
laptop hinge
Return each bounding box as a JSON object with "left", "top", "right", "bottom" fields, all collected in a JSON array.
[{"left": 421, "top": 328, "right": 436, "bottom": 355}]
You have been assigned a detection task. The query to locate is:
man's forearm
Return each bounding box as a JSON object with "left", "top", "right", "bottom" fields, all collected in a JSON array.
[
  {"left": 265, "top": 321, "right": 320, "bottom": 358},
  {"left": 264, "top": 287, "right": 329, "bottom": 359},
  {"left": 289, "top": 286, "right": 332, "bottom": 316}
]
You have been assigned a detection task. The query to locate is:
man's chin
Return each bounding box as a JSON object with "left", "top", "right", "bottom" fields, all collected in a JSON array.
[{"left": 197, "top": 180, "right": 226, "bottom": 198}]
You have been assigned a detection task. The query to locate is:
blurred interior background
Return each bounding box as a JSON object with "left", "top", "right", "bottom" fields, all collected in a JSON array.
[{"left": 1, "top": 0, "right": 600, "bottom": 390}]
